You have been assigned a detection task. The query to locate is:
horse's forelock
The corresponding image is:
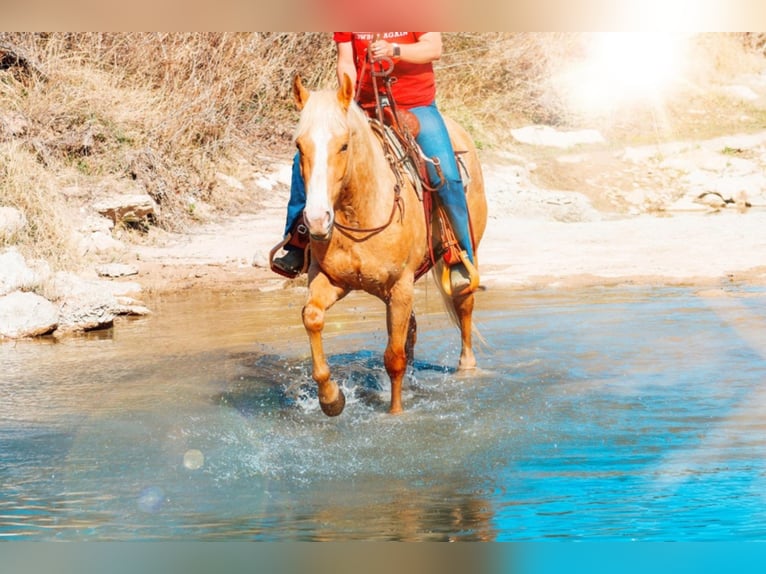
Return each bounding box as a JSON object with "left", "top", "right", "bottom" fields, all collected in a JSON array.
[
  {"left": 294, "top": 89, "right": 370, "bottom": 143},
  {"left": 294, "top": 90, "right": 345, "bottom": 139}
]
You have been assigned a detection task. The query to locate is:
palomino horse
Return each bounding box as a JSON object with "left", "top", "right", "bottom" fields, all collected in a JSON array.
[{"left": 292, "top": 73, "right": 487, "bottom": 416}]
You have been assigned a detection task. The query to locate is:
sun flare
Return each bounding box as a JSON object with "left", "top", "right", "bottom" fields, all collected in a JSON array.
[{"left": 560, "top": 33, "right": 690, "bottom": 114}]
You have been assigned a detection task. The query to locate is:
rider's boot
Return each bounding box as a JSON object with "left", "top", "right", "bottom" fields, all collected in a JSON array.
[
  {"left": 438, "top": 178, "right": 479, "bottom": 296},
  {"left": 269, "top": 154, "right": 309, "bottom": 278},
  {"left": 270, "top": 215, "right": 309, "bottom": 278}
]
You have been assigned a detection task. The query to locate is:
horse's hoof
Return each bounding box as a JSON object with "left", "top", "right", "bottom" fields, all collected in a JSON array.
[{"left": 320, "top": 389, "right": 346, "bottom": 417}]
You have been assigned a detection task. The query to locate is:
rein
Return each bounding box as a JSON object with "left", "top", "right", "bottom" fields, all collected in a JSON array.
[
  {"left": 333, "top": 43, "right": 448, "bottom": 278},
  {"left": 333, "top": 46, "right": 407, "bottom": 238},
  {"left": 333, "top": 182, "right": 403, "bottom": 237},
  {"left": 332, "top": 120, "right": 405, "bottom": 237}
]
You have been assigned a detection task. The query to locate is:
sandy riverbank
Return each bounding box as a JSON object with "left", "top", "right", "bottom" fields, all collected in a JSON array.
[
  {"left": 121, "top": 124, "right": 766, "bottom": 295},
  {"left": 127, "top": 195, "right": 766, "bottom": 295}
]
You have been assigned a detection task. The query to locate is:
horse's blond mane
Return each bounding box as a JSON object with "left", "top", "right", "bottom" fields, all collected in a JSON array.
[{"left": 294, "top": 88, "right": 376, "bottom": 152}]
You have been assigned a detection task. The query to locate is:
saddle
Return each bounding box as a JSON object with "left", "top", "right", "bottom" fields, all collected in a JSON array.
[{"left": 363, "top": 101, "right": 479, "bottom": 295}]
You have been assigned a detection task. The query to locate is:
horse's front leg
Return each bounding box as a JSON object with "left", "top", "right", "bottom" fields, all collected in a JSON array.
[
  {"left": 303, "top": 272, "right": 348, "bottom": 417},
  {"left": 385, "top": 281, "right": 415, "bottom": 414}
]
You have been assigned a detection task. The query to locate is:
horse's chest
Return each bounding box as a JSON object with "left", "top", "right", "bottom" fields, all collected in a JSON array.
[{"left": 323, "top": 245, "right": 398, "bottom": 292}]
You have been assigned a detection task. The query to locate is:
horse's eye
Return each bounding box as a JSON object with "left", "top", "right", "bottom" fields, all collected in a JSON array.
[{"left": 339, "top": 143, "right": 348, "bottom": 153}]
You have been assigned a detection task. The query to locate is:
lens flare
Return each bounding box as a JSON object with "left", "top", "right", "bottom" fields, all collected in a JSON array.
[{"left": 560, "top": 33, "right": 690, "bottom": 114}]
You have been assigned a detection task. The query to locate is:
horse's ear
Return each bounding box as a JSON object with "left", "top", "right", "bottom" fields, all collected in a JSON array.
[
  {"left": 293, "top": 75, "right": 309, "bottom": 110},
  {"left": 337, "top": 73, "right": 354, "bottom": 111}
]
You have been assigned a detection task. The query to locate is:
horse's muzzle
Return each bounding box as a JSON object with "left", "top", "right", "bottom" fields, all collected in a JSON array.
[
  {"left": 304, "top": 209, "right": 333, "bottom": 241},
  {"left": 310, "top": 230, "right": 332, "bottom": 242}
]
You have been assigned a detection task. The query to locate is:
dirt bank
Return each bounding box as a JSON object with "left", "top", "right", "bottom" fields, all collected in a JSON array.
[{"left": 126, "top": 134, "right": 766, "bottom": 296}]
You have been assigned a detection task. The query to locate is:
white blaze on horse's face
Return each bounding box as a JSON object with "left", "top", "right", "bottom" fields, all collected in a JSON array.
[
  {"left": 293, "top": 74, "right": 355, "bottom": 241},
  {"left": 296, "top": 117, "right": 347, "bottom": 240}
]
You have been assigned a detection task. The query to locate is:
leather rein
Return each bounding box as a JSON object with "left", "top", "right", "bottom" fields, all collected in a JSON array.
[{"left": 332, "top": 51, "right": 414, "bottom": 238}]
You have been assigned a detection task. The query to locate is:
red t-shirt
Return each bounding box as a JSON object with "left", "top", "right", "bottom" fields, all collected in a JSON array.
[{"left": 333, "top": 32, "right": 436, "bottom": 109}]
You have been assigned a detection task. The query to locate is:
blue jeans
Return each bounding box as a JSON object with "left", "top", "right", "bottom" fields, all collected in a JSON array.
[{"left": 283, "top": 101, "right": 475, "bottom": 264}]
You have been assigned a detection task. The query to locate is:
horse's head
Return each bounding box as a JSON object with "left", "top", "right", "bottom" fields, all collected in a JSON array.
[{"left": 292, "top": 74, "right": 355, "bottom": 241}]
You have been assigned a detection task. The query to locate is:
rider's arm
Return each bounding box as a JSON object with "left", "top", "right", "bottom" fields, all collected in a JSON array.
[
  {"left": 370, "top": 32, "right": 442, "bottom": 64},
  {"left": 336, "top": 41, "right": 357, "bottom": 88}
]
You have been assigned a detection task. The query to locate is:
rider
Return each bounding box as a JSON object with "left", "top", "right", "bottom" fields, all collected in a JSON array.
[{"left": 272, "top": 32, "right": 477, "bottom": 292}]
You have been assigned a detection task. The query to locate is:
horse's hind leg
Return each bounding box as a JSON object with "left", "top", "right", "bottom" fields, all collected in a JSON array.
[
  {"left": 385, "top": 283, "right": 416, "bottom": 414},
  {"left": 303, "top": 274, "right": 348, "bottom": 416},
  {"left": 405, "top": 311, "right": 417, "bottom": 365},
  {"left": 454, "top": 292, "right": 477, "bottom": 370}
]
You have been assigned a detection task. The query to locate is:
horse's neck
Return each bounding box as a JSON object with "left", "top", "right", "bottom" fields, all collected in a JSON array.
[{"left": 342, "top": 123, "right": 397, "bottom": 222}]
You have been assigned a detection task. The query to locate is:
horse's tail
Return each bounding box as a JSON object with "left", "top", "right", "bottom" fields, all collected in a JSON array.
[{"left": 430, "top": 263, "right": 488, "bottom": 349}]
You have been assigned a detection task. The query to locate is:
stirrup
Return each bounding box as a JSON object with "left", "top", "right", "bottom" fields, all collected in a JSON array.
[
  {"left": 269, "top": 233, "right": 309, "bottom": 278},
  {"left": 269, "top": 215, "right": 311, "bottom": 278},
  {"left": 440, "top": 250, "right": 480, "bottom": 297}
]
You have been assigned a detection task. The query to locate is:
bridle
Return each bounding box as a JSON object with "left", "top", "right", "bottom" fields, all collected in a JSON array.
[{"left": 332, "top": 46, "right": 406, "bottom": 239}]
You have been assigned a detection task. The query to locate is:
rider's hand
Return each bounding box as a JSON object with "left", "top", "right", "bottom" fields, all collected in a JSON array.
[{"left": 370, "top": 40, "right": 392, "bottom": 61}]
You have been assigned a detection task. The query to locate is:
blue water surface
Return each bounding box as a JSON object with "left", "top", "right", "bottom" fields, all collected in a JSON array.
[{"left": 1, "top": 285, "right": 765, "bottom": 541}]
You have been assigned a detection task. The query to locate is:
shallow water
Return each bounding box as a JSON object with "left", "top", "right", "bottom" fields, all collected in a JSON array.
[{"left": 2, "top": 284, "right": 766, "bottom": 541}]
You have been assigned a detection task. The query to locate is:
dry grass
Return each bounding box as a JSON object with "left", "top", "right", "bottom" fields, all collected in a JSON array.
[
  {"left": 0, "top": 141, "right": 77, "bottom": 267},
  {"left": 1, "top": 33, "right": 337, "bottom": 230},
  {"left": 439, "top": 33, "right": 583, "bottom": 147},
  {"left": 1, "top": 33, "right": 764, "bottom": 270}
]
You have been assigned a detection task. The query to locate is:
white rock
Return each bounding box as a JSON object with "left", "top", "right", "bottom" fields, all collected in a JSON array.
[
  {"left": 78, "top": 214, "right": 114, "bottom": 234},
  {"left": 511, "top": 125, "right": 605, "bottom": 148},
  {"left": 216, "top": 172, "right": 245, "bottom": 190},
  {"left": 0, "top": 206, "right": 27, "bottom": 239},
  {"left": 0, "top": 248, "right": 39, "bottom": 296},
  {"left": 96, "top": 263, "right": 139, "bottom": 278},
  {"left": 254, "top": 164, "right": 292, "bottom": 191},
  {"left": 251, "top": 250, "right": 269, "bottom": 268},
  {"left": 78, "top": 231, "right": 125, "bottom": 255},
  {"left": 0, "top": 291, "right": 59, "bottom": 339},
  {"left": 50, "top": 272, "right": 142, "bottom": 332}
]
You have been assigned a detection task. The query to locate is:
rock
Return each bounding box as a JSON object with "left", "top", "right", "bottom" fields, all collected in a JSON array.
[
  {"left": 105, "top": 280, "right": 142, "bottom": 297},
  {"left": 94, "top": 194, "right": 157, "bottom": 226},
  {"left": 50, "top": 273, "right": 116, "bottom": 332},
  {"left": 735, "top": 191, "right": 751, "bottom": 212},
  {"left": 0, "top": 248, "right": 39, "bottom": 296},
  {"left": 0, "top": 291, "right": 58, "bottom": 339},
  {"left": 78, "top": 231, "right": 125, "bottom": 255},
  {"left": 77, "top": 213, "right": 114, "bottom": 234},
  {"left": 96, "top": 263, "right": 139, "bottom": 278},
  {"left": 50, "top": 272, "right": 143, "bottom": 333},
  {"left": 253, "top": 164, "right": 292, "bottom": 192},
  {"left": 483, "top": 162, "right": 600, "bottom": 223},
  {"left": 114, "top": 296, "right": 152, "bottom": 317},
  {"left": 511, "top": 125, "right": 605, "bottom": 148},
  {"left": 251, "top": 250, "right": 269, "bottom": 268},
  {"left": 60, "top": 184, "right": 90, "bottom": 199},
  {"left": 0, "top": 206, "right": 27, "bottom": 240},
  {"left": 216, "top": 172, "right": 245, "bottom": 190}
]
